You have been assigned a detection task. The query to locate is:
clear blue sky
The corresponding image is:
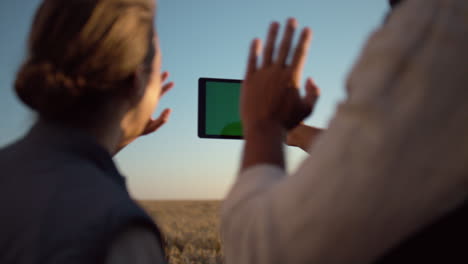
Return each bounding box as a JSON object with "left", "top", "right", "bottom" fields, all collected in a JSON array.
[{"left": 0, "top": 0, "right": 389, "bottom": 199}]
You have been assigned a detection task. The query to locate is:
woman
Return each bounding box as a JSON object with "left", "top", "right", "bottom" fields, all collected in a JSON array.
[{"left": 0, "top": 0, "right": 170, "bottom": 263}]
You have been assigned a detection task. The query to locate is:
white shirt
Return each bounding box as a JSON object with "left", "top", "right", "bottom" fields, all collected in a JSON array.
[{"left": 221, "top": 0, "right": 468, "bottom": 263}]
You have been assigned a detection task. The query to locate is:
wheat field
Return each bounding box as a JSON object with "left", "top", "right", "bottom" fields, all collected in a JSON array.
[{"left": 139, "top": 201, "right": 224, "bottom": 264}]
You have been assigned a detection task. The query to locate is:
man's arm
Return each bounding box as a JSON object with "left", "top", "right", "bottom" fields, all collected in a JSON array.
[
  {"left": 223, "top": 0, "right": 468, "bottom": 263},
  {"left": 239, "top": 18, "right": 318, "bottom": 173},
  {"left": 241, "top": 121, "right": 285, "bottom": 171}
]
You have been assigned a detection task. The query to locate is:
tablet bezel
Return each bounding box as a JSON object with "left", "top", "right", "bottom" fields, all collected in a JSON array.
[{"left": 198, "top": 77, "right": 243, "bottom": 140}]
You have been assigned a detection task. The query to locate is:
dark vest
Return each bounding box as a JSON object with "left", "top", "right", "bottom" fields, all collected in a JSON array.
[{"left": 0, "top": 121, "right": 163, "bottom": 264}]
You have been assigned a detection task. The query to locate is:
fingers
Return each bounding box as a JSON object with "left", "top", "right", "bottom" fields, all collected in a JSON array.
[
  {"left": 161, "top": 71, "right": 169, "bottom": 83},
  {"left": 252, "top": 18, "right": 310, "bottom": 70},
  {"left": 246, "top": 39, "right": 262, "bottom": 76},
  {"left": 160, "top": 71, "right": 174, "bottom": 97},
  {"left": 142, "top": 108, "right": 172, "bottom": 136},
  {"left": 262, "top": 22, "right": 280, "bottom": 67},
  {"left": 161, "top": 81, "right": 174, "bottom": 97},
  {"left": 143, "top": 72, "right": 173, "bottom": 136},
  {"left": 277, "top": 18, "right": 298, "bottom": 65},
  {"left": 303, "top": 78, "right": 320, "bottom": 109},
  {"left": 291, "top": 28, "right": 312, "bottom": 72}
]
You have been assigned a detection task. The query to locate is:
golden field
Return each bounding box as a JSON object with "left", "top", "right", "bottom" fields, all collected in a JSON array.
[{"left": 139, "top": 201, "right": 224, "bottom": 264}]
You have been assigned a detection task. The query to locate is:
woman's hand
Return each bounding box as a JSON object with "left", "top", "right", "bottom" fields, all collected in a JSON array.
[
  {"left": 140, "top": 72, "right": 174, "bottom": 136},
  {"left": 115, "top": 71, "right": 174, "bottom": 154},
  {"left": 241, "top": 18, "right": 319, "bottom": 136}
]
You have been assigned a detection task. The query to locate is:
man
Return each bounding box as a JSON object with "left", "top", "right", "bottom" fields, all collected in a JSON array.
[{"left": 222, "top": 0, "right": 468, "bottom": 263}]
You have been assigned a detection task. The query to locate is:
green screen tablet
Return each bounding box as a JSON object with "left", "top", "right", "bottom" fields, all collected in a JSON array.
[{"left": 198, "top": 78, "right": 243, "bottom": 139}]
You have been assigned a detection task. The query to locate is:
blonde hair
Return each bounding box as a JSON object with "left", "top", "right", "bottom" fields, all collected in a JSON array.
[{"left": 15, "top": 0, "right": 156, "bottom": 120}]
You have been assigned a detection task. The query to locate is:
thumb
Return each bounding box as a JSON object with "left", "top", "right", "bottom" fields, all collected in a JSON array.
[
  {"left": 303, "top": 78, "right": 320, "bottom": 110},
  {"left": 142, "top": 108, "right": 172, "bottom": 136}
]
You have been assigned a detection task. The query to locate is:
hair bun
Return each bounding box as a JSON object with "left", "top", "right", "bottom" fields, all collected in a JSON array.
[{"left": 14, "top": 61, "right": 87, "bottom": 118}]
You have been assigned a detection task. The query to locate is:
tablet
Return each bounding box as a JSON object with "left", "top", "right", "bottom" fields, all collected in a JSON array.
[{"left": 198, "top": 78, "right": 243, "bottom": 139}]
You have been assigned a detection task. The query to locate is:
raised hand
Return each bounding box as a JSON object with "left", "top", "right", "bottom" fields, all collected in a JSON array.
[
  {"left": 115, "top": 71, "right": 174, "bottom": 154},
  {"left": 241, "top": 18, "right": 319, "bottom": 135},
  {"left": 141, "top": 71, "right": 174, "bottom": 135}
]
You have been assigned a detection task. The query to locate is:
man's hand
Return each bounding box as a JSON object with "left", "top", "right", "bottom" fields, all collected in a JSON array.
[
  {"left": 240, "top": 18, "right": 319, "bottom": 170},
  {"left": 241, "top": 18, "right": 319, "bottom": 135}
]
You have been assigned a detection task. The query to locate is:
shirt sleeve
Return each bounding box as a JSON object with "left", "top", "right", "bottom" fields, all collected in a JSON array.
[
  {"left": 105, "top": 226, "right": 166, "bottom": 264},
  {"left": 221, "top": 0, "right": 468, "bottom": 263},
  {"left": 221, "top": 165, "right": 285, "bottom": 216}
]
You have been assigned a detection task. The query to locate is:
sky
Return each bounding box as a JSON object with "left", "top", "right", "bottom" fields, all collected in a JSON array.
[{"left": 0, "top": 0, "right": 389, "bottom": 200}]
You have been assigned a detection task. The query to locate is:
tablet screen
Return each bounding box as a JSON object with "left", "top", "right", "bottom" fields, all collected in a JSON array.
[{"left": 198, "top": 78, "right": 243, "bottom": 139}]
